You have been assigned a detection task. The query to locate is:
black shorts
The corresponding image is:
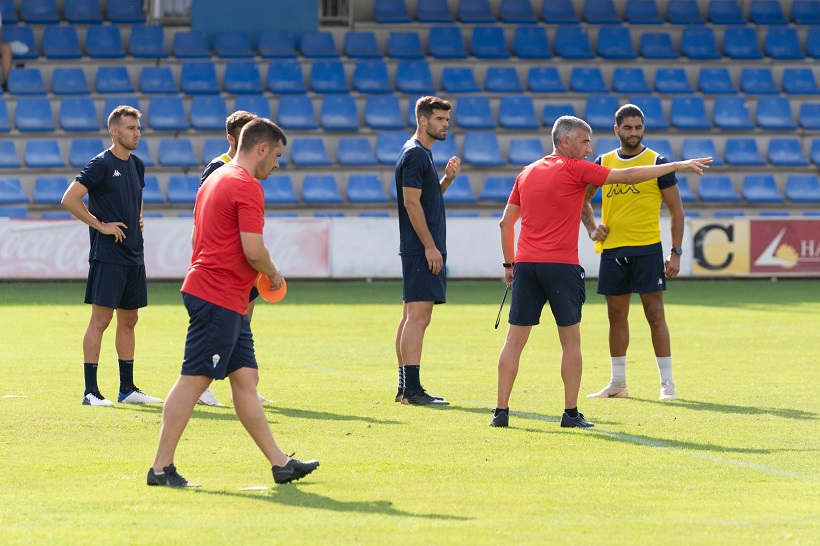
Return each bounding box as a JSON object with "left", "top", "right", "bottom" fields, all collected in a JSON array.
[
  {"left": 509, "top": 263, "right": 586, "bottom": 327},
  {"left": 249, "top": 286, "right": 259, "bottom": 302},
  {"left": 180, "top": 293, "right": 257, "bottom": 380},
  {"left": 84, "top": 260, "right": 148, "bottom": 310},
  {"left": 401, "top": 253, "right": 447, "bottom": 304},
  {"left": 597, "top": 253, "right": 666, "bottom": 296}
]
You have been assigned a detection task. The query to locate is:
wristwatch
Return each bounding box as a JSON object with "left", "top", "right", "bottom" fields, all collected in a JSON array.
[
  {"left": 502, "top": 262, "right": 515, "bottom": 268},
  {"left": 671, "top": 247, "right": 683, "bottom": 255}
]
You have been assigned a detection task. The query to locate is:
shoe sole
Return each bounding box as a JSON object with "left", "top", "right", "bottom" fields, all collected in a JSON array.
[
  {"left": 660, "top": 395, "right": 677, "bottom": 401},
  {"left": 401, "top": 398, "right": 450, "bottom": 406},
  {"left": 274, "top": 462, "right": 320, "bottom": 484},
  {"left": 586, "top": 388, "right": 629, "bottom": 399}
]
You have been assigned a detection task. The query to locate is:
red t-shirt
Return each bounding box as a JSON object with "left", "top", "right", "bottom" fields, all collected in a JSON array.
[
  {"left": 181, "top": 163, "right": 264, "bottom": 314},
  {"left": 509, "top": 155, "right": 610, "bottom": 264}
]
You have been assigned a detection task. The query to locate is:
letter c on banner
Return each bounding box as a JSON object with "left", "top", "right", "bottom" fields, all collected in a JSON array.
[{"left": 694, "top": 224, "right": 734, "bottom": 271}]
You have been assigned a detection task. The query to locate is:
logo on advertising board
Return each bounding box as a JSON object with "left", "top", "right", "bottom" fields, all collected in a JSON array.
[
  {"left": 750, "top": 220, "right": 820, "bottom": 275},
  {"left": 692, "top": 219, "right": 750, "bottom": 276}
]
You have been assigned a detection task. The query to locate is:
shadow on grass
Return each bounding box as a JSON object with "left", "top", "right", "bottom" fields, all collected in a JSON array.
[
  {"left": 630, "top": 397, "right": 819, "bottom": 421},
  {"left": 120, "top": 404, "right": 403, "bottom": 425},
  {"left": 589, "top": 428, "right": 773, "bottom": 454}
]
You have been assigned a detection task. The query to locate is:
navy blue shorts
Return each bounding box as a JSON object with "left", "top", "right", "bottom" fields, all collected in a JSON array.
[
  {"left": 597, "top": 253, "right": 666, "bottom": 296},
  {"left": 509, "top": 263, "right": 586, "bottom": 327},
  {"left": 84, "top": 260, "right": 147, "bottom": 310},
  {"left": 180, "top": 293, "right": 257, "bottom": 380},
  {"left": 401, "top": 254, "right": 447, "bottom": 304}
]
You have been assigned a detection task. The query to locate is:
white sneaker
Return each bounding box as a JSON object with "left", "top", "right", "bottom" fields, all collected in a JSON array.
[
  {"left": 118, "top": 388, "right": 163, "bottom": 404},
  {"left": 586, "top": 383, "right": 629, "bottom": 398},
  {"left": 198, "top": 388, "right": 224, "bottom": 407},
  {"left": 230, "top": 394, "right": 271, "bottom": 404},
  {"left": 82, "top": 392, "right": 114, "bottom": 406},
  {"left": 660, "top": 380, "right": 677, "bottom": 401}
]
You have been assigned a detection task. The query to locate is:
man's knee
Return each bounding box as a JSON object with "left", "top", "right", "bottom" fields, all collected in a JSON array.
[{"left": 117, "top": 310, "right": 139, "bottom": 329}]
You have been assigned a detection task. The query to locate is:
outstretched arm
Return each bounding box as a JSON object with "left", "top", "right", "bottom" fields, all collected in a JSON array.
[{"left": 605, "top": 157, "right": 712, "bottom": 186}]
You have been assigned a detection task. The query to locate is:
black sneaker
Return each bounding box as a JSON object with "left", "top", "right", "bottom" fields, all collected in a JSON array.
[
  {"left": 395, "top": 388, "right": 403, "bottom": 402},
  {"left": 419, "top": 385, "right": 445, "bottom": 401},
  {"left": 560, "top": 412, "right": 594, "bottom": 428},
  {"left": 147, "top": 464, "right": 200, "bottom": 487},
  {"left": 489, "top": 409, "right": 509, "bottom": 427},
  {"left": 401, "top": 389, "right": 449, "bottom": 405},
  {"left": 272, "top": 457, "right": 320, "bottom": 484}
]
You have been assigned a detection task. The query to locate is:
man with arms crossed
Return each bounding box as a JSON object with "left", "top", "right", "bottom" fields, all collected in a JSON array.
[
  {"left": 490, "top": 116, "right": 710, "bottom": 428},
  {"left": 62, "top": 106, "right": 162, "bottom": 407},
  {"left": 584, "top": 104, "right": 684, "bottom": 402},
  {"left": 394, "top": 96, "right": 461, "bottom": 406},
  {"left": 148, "top": 119, "right": 318, "bottom": 487}
]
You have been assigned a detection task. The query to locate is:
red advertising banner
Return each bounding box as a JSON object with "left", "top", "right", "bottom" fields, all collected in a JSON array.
[{"left": 749, "top": 219, "right": 820, "bottom": 275}]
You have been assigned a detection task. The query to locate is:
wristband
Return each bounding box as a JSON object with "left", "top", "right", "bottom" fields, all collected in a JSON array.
[{"left": 502, "top": 262, "right": 514, "bottom": 268}]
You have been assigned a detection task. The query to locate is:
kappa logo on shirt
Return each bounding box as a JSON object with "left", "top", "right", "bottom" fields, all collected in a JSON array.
[{"left": 113, "top": 170, "right": 122, "bottom": 177}]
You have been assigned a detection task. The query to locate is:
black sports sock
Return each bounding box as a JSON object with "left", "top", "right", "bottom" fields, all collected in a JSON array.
[
  {"left": 118, "top": 359, "right": 134, "bottom": 394},
  {"left": 83, "top": 363, "right": 99, "bottom": 395},
  {"left": 564, "top": 407, "right": 579, "bottom": 418},
  {"left": 397, "top": 366, "right": 405, "bottom": 391},
  {"left": 403, "top": 365, "right": 421, "bottom": 392},
  {"left": 494, "top": 407, "right": 509, "bottom": 416}
]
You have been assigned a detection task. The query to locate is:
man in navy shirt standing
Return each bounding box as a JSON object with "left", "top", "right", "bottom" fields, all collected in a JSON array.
[
  {"left": 62, "top": 105, "right": 162, "bottom": 407},
  {"left": 394, "top": 96, "right": 461, "bottom": 405}
]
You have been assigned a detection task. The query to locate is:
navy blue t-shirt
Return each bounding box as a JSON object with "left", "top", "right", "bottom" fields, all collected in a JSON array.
[
  {"left": 395, "top": 139, "right": 446, "bottom": 256},
  {"left": 76, "top": 150, "right": 145, "bottom": 265}
]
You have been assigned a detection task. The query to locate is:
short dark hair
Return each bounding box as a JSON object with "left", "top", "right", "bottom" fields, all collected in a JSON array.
[
  {"left": 552, "top": 116, "right": 592, "bottom": 148},
  {"left": 107, "top": 105, "right": 141, "bottom": 129},
  {"left": 226, "top": 111, "right": 257, "bottom": 142},
  {"left": 615, "top": 104, "right": 645, "bottom": 127},
  {"left": 415, "top": 96, "right": 452, "bottom": 121},
  {"left": 237, "top": 118, "right": 287, "bottom": 152}
]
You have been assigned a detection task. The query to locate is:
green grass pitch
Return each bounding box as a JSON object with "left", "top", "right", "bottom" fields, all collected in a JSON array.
[{"left": 0, "top": 279, "right": 818, "bottom": 544}]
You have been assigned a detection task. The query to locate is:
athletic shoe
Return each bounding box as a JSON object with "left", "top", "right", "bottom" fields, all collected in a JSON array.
[
  {"left": 660, "top": 380, "right": 677, "bottom": 401},
  {"left": 401, "top": 389, "right": 449, "bottom": 405},
  {"left": 560, "top": 412, "right": 594, "bottom": 428},
  {"left": 272, "top": 457, "right": 320, "bottom": 484},
  {"left": 489, "top": 409, "right": 509, "bottom": 427},
  {"left": 82, "top": 391, "right": 114, "bottom": 407},
  {"left": 118, "top": 387, "right": 163, "bottom": 404},
  {"left": 395, "top": 388, "right": 403, "bottom": 403},
  {"left": 586, "top": 383, "right": 629, "bottom": 399},
  {"left": 198, "top": 389, "right": 224, "bottom": 407},
  {"left": 147, "top": 464, "right": 200, "bottom": 487}
]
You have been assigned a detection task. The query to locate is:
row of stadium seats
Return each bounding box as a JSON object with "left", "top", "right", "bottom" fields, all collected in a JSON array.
[{"left": 0, "top": 0, "right": 144, "bottom": 25}]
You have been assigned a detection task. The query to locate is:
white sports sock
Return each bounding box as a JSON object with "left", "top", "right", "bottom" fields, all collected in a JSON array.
[
  {"left": 656, "top": 356, "right": 673, "bottom": 383},
  {"left": 610, "top": 356, "right": 627, "bottom": 387}
]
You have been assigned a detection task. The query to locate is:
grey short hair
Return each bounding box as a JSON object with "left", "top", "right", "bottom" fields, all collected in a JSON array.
[{"left": 552, "top": 116, "right": 593, "bottom": 148}]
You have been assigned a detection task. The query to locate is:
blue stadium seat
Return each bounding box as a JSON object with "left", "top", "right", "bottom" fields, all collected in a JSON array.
[
  {"left": 0, "top": 140, "right": 19, "bottom": 168},
  {"left": 458, "top": 0, "right": 495, "bottom": 23},
  {"left": 337, "top": 138, "right": 376, "bottom": 166},
  {"left": 0, "top": 177, "right": 26, "bottom": 203},
  {"left": 723, "top": 27, "right": 763, "bottom": 59},
  {"left": 570, "top": 67, "right": 607, "bottom": 93},
  {"left": 95, "top": 66, "right": 134, "bottom": 94},
  {"left": 740, "top": 68, "right": 778, "bottom": 95},
  {"left": 103, "top": 95, "right": 141, "bottom": 117},
  {"left": 343, "top": 31, "right": 381, "bottom": 58},
  {"left": 654, "top": 68, "right": 693, "bottom": 94},
  {"left": 365, "top": 95, "right": 404, "bottom": 130},
  {"left": 234, "top": 95, "right": 271, "bottom": 119},
  {"left": 750, "top": 0, "right": 787, "bottom": 24},
  {"left": 224, "top": 61, "right": 263, "bottom": 95},
  {"left": 541, "top": 0, "right": 579, "bottom": 23},
  {"left": 25, "top": 140, "right": 63, "bottom": 168},
  {"left": 682, "top": 138, "right": 724, "bottom": 166},
  {"left": 166, "top": 175, "right": 199, "bottom": 205},
  {"left": 180, "top": 61, "right": 219, "bottom": 95},
  {"left": 8, "top": 68, "right": 46, "bottom": 95},
  {"left": 725, "top": 138, "right": 766, "bottom": 166},
  {"left": 142, "top": 175, "right": 164, "bottom": 205},
  {"left": 676, "top": 176, "right": 697, "bottom": 202},
  {"left": 258, "top": 29, "right": 297, "bottom": 58},
  {"left": 799, "top": 103, "right": 820, "bottom": 129},
  {"left": 500, "top": 0, "right": 536, "bottom": 23},
  {"left": 809, "top": 27, "right": 820, "bottom": 59},
  {"left": 681, "top": 26, "right": 721, "bottom": 59},
  {"left": 638, "top": 32, "right": 678, "bottom": 59},
  {"left": 0, "top": 98, "right": 9, "bottom": 132},
  {"left": 310, "top": 60, "right": 349, "bottom": 93},
  {"left": 147, "top": 97, "right": 188, "bottom": 131},
  {"left": 471, "top": 26, "right": 510, "bottom": 59},
  {"left": 757, "top": 97, "right": 797, "bottom": 130},
  {"left": 479, "top": 176, "right": 515, "bottom": 202},
  {"left": 757, "top": 210, "right": 790, "bottom": 217},
  {"left": 417, "top": 0, "right": 455, "bottom": 22},
  {"left": 0, "top": 0, "right": 16, "bottom": 23},
  {"left": 106, "top": 0, "right": 145, "bottom": 23},
  {"left": 158, "top": 138, "right": 198, "bottom": 168},
  {"left": 512, "top": 26, "right": 551, "bottom": 59},
  {"left": 597, "top": 26, "right": 637, "bottom": 59},
  {"left": 52, "top": 68, "right": 90, "bottom": 95},
  {"left": 0, "top": 206, "right": 28, "bottom": 218},
  {"left": 612, "top": 68, "right": 650, "bottom": 94},
  {"left": 698, "top": 67, "right": 737, "bottom": 94},
  {"left": 15, "top": 97, "right": 54, "bottom": 132},
  {"left": 463, "top": 132, "right": 505, "bottom": 166},
  {"left": 261, "top": 175, "right": 299, "bottom": 205},
  {"left": 290, "top": 138, "right": 331, "bottom": 167},
  {"left": 59, "top": 97, "right": 99, "bottom": 132},
  {"left": 708, "top": 0, "right": 745, "bottom": 24},
  {"left": 667, "top": 0, "right": 704, "bottom": 23},
  {"left": 713, "top": 96, "right": 755, "bottom": 130},
  {"left": 376, "top": 131, "right": 409, "bottom": 164},
  {"left": 786, "top": 174, "right": 820, "bottom": 202},
  {"left": 699, "top": 176, "right": 741, "bottom": 203},
  {"left": 585, "top": 94, "right": 620, "bottom": 129},
  {"left": 190, "top": 96, "right": 227, "bottom": 131},
  {"left": 441, "top": 176, "right": 476, "bottom": 204},
  {"left": 508, "top": 137, "right": 544, "bottom": 165},
  {"left": 21, "top": 0, "right": 59, "bottom": 24},
  {"left": 765, "top": 27, "right": 805, "bottom": 60},
  {"left": 172, "top": 31, "right": 211, "bottom": 58},
  {"left": 313, "top": 212, "right": 345, "bottom": 218},
  {"left": 527, "top": 66, "right": 566, "bottom": 92},
  {"left": 134, "top": 139, "right": 154, "bottom": 167},
  {"left": 542, "top": 103, "right": 577, "bottom": 127},
  {"left": 266, "top": 60, "right": 306, "bottom": 94},
  {"left": 431, "top": 136, "right": 458, "bottom": 166},
  {"left": 670, "top": 96, "right": 711, "bottom": 130},
  {"left": 129, "top": 25, "right": 168, "bottom": 58},
  {"left": 277, "top": 95, "right": 318, "bottom": 130},
  {"left": 428, "top": 26, "right": 467, "bottom": 58},
  {"left": 301, "top": 31, "right": 339, "bottom": 58},
  {"left": 792, "top": 1, "right": 820, "bottom": 24},
  {"left": 629, "top": 96, "right": 668, "bottom": 130},
  {"left": 42, "top": 26, "right": 81, "bottom": 59},
  {"left": 499, "top": 96, "right": 538, "bottom": 130},
  {"left": 139, "top": 66, "right": 177, "bottom": 94},
  {"left": 3, "top": 25, "right": 37, "bottom": 60},
  {"left": 554, "top": 25, "right": 594, "bottom": 59},
  {"left": 214, "top": 31, "right": 254, "bottom": 58},
  {"left": 373, "top": 0, "right": 412, "bottom": 23},
  {"left": 33, "top": 176, "right": 69, "bottom": 205},
  {"left": 485, "top": 66, "right": 523, "bottom": 93},
  {"left": 768, "top": 138, "right": 808, "bottom": 166},
  {"left": 201, "top": 138, "right": 225, "bottom": 164},
  {"left": 625, "top": 0, "right": 662, "bottom": 24},
  {"left": 742, "top": 174, "right": 783, "bottom": 203},
  {"left": 782, "top": 68, "right": 819, "bottom": 95},
  {"left": 812, "top": 139, "right": 820, "bottom": 164},
  {"left": 441, "top": 67, "right": 481, "bottom": 93},
  {"left": 302, "top": 175, "right": 343, "bottom": 204},
  {"left": 583, "top": 0, "right": 620, "bottom": 24},
  {"left": 712, "top": 210, "right": 745, "bottom": 218},
  {"left": 358, "top": 211, "right": 390, "bottom": 218},
  {"left": 69, "top": 138, "right": 105, "bottom": 168},
  {"left": 386, "top": 32, "right": 424, "bottom": 58},
  {"left": 395, "top": 61, "right": 435, "bottom": 94},
  {"left": 321, "top": 94, "right": 359, "bottom": 131},
  {"left": 346, "top": 174, "right": 387, "bottom": 203},
  {"left": 85, "top": 25, "right": 125, "bottom": 58},
  {"left": 456, "top": 96, "right": 495, "bottom": 129},
  {"left": 643, "top": 138, "right": 676, "bottom": 161}
]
